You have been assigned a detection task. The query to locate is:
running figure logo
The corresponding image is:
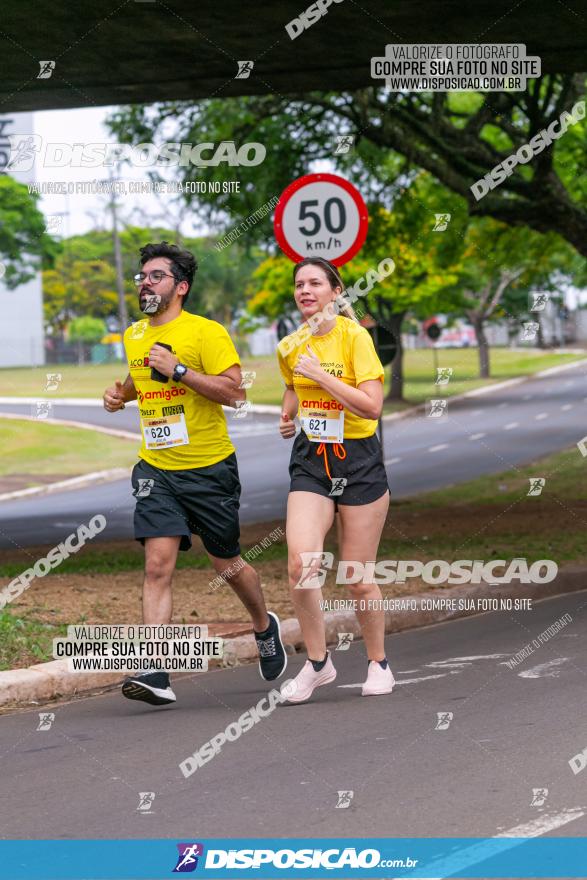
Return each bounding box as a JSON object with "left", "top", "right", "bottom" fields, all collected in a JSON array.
[
  {"left": 527, "top": 478, "right": 545, "bottom": 497},
  {"left": 329, "top": 477, "right": 347, "bottom": 497},
  {"left": 33, "top": 401, "right": 53, "bottom": 420},
  {"left": 530, "top": 787, "right": 548, "bottom": 806},
  {"left": 173, "top": 843, "right": 204, "bottom": 872},
  {"left": 336, "top": 632, "right": 354, "bottom": 651},
  {"left": 530, "top": 293, "right": 549, "bottom": 312},
  {"left": 45, "top": 373, "right": 62, "bottom": 392},
  {"left": 141, "top": 293, "right": 161, "bottom": 314},
  {"left": 233, "top": 400, "right": 252, "bottom": 419},
  {"left": 334, "top": 135, "right": 354, "bottom": 154},
  {"left": 236, "top": 61, "right": 254, "bottom": 79},
  {"left": 129, "top": 320, "right": 148, "bottom": 340},
  {"left": 297, "top": 551, "right": 334, "bottom": 589},
  {"left": 6, "top": 134, "right": 41, "bottom": 171},
  {"left": 136, "top": 792, "right": 155, "bottom": 812},
  {"left": 239, "top": 370, "right": 256, "bottom": 389},
  {"left": 427, "top": 399, "right": 447, "bottom": 418},
  {"left": 37, "top": 61, "right": 56, "bottom": 79},
  {"left": 44, "top": 216, "right": 63, "bottom": 234},
  {"left": 522, "top": 322, "right": 539, "bottom": 341},
  {"left": 435, "top": 712, "right": 453, "bottom": 730},
  {"left": 435, "top": 367, "right": 453, "bottom": 386},
  {"left": 37, "top": 712, "right": 55, "bottom": 731},
  {"left": 134, "top": 479, "right": 155, "bottom": 498},
  {"left": 433, "top": 213, "right": 451, "bottom": 231},
  {"left": 335, "top": 790, "right": 354, "bottom": 809}
]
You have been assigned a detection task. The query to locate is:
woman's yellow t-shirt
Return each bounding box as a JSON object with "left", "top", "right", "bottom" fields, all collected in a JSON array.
[{"left": 277, "top": 316, "right": 384, "bottom": 440}]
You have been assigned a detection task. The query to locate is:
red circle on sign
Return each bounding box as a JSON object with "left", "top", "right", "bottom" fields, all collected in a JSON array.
[{"left": 273, "top": 173, "right": 368, "bottom": 266}]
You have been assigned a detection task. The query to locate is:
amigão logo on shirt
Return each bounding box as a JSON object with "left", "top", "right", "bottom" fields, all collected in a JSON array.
[
  {"left": 137, "top": 388, "right": 187, "bottom": 403},
  {"left": 301, "top": 398, "right": 344, "bottom": 410}
]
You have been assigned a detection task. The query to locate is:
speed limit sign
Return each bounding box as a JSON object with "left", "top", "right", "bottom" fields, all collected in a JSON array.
[{"left": 274, "top": 173, "right": 368, "bottom": 266}]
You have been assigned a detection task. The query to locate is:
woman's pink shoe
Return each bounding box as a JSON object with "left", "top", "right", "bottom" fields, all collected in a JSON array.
[
  {"left": 286, "top": 656, "right": 337, "bottom": 703},
  {"left": 362, "top": 661, "right": 395, "bottom": 696}
]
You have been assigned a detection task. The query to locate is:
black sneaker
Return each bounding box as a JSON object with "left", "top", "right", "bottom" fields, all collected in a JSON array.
[
  {"left": 121, "top": 670, "right": 177, "bottom": 706},
  {"left": 255, "top": 611, "right": 287, "bottom": 681}
]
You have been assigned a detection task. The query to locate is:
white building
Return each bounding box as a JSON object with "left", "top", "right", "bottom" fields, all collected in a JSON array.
[{"left": 0, "top": 112, "right": 44, "bottom": 367}]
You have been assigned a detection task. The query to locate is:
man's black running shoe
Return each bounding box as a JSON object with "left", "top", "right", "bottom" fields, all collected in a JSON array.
[
  {"left": 255, "top": 611, "right": 287, "bottom": 681},
  {"left": 121, "top": 670, "right": 177, "bottom": 706}
]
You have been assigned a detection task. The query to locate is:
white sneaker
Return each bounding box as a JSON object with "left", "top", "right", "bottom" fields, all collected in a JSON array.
[
  {"left": 286, "top": 656, "right": 337, "bottom": 703},
  {"left": 362, "top": 661, "right": 395, "bottom": 696}
]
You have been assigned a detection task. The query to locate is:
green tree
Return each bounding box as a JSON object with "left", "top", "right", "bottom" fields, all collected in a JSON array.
[
  {"left": 107, "top": 74, "right": 587, "bottom": 255},
  {"left": 68, "top": 316, "right": 107, "bottom": 364},
  {"left": 444, "top": 219, "right": 576, "bottom": 376},
  {"left": 0, "top": 177, "right": 59, "bottom": 285}
]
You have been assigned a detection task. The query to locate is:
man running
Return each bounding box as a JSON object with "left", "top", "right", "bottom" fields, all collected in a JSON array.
[{"left": 103, "top": 241, "right": 286, "bottom": 706}]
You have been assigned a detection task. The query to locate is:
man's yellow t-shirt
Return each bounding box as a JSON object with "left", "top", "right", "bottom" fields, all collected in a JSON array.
[
  {"left": 123, "top": 311, "right": 240, "bottom": 470},
  {"left": 277, "top": 316, "right": 384, "bottom": 440}
]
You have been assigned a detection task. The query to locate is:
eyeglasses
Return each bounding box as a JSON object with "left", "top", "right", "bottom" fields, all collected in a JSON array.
[{"left": 133, "top": 270, "right": 176, "bottom": 286}]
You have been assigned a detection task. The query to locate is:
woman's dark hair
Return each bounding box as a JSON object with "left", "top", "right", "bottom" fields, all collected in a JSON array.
[
  {"left": 139, "top": 241, "right": 198, "bottom": 306},
  {"left": 293, "top": 257, "right": 356, "bottom": 320}
]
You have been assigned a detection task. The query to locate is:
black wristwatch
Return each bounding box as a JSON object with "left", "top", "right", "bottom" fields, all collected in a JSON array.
[{"left": 172, "top": 363, "right": 188, "bottom": 383}]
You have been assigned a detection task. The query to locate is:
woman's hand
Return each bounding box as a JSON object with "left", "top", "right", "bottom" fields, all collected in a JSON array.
[
  {"left": 279, "top": 412, "right": 296, "bottom": 439},
  {"left": 294, "top": 345, "right": 324, "bottom": 382}
]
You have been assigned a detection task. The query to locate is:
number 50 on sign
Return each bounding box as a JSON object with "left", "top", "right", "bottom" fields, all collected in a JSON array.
[{"left": 274, "top": 173, "right": 368, "bottom": 266}]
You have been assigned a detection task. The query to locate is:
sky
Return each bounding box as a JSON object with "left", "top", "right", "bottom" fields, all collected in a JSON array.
[{"left": 31, "top": 106, "right": 210, "bottom": 239}]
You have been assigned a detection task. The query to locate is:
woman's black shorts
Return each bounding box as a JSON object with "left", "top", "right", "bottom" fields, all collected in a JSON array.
[{"left": 289, "top": 431, "right": 389, "bottom": 506}]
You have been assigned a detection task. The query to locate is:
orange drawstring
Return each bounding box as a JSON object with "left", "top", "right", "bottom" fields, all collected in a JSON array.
[{"left": 316, "top": 442, "right": 346, "bottom": 479}]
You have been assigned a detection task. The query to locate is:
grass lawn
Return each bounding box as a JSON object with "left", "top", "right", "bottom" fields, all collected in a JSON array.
[
  {"left": 0, "top": 419, "right": 138, "bottom": 483},
  {"left": 1, "top": 443, "right": 585, "bottom": 669},
  {"left": 0, "top": 348, "right": 584, "bottom": 409}
]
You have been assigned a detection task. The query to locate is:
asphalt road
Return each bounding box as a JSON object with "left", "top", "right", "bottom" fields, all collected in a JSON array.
[
  {"left": 1, "top": 361, "right": 586, "bottom": 548},
  {"left": 0, "top": 591, "right": 585, "bottom": 843}
]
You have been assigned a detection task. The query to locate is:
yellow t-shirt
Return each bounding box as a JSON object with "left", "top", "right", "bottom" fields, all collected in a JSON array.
[
  {"left": 277, "top": 316, "right": 384, "bottom": 440},
  {"left": 123, "top": 311, "right": 240, "bottom": 470}
]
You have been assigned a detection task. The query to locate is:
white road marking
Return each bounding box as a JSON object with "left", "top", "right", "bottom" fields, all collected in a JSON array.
[
  {"left": 409, "top": 809, "right": 585, "bottom": 880},
  {"left": 561, "top": 403, "right": 573, "bottom": 411},
  {"left": 426, "top": 654, "right": 508, "bottom": 669},
  {"left": 518, "top": 657, "right": 569, "bottom": 678},
  {"left": 471, "top": 409, "right": 483, "bottom": 416},
  {"left": 469, "top": 432, "right": 486, "bottom": 440},
  {"left": 384, "top": 457, "right": 401, "bottom": 465},
  {"left": 498, "top": 402, "right": 508, "bottom": 408},
  {"left": 428, "top": 443, "right": 448, "bottom": 452},
  {"left": 504, "top": 422, "right": 519, "bottom": 430},
  {"left": 535, "top": 412, "right": 548, "bottom": 420},
  {"left": 338, "top": 672, "right": 451, "bottom": 688},
  {"left": 495, "top": 808, "right": 585, "bottom": 836},
  {"left": 522, "top": 394, "right": 533, "bottom": 400}
]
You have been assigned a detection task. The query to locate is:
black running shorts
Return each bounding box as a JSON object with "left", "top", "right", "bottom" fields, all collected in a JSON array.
[
  {"left": 131, "top": 454, "right": 241, "bottom": 558},
  {"left": 289, "top": 431, "right": 389, "bottom": 506}
]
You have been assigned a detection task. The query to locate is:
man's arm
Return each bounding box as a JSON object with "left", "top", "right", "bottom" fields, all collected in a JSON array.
[
  {"left": 180, "top": 363, "right": 245, "bottom": 408},
  {"left": 147, "top": 343, "right": 244, "bottom": 407},
  {"left": 121, "top": 374, "right": 137, "bottom": 402},
  {"left": 103, "top": 374, "right": 136, "bottom": 412}
]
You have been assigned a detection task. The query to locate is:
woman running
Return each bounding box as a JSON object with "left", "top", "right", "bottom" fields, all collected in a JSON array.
[{"left": 277, "top": 256, "right": 393, "bottom": 703}]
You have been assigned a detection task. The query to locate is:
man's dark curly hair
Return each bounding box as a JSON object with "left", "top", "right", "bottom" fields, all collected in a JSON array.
[{"left": 139, "top": 241, "right": 198, "bottom": 306}]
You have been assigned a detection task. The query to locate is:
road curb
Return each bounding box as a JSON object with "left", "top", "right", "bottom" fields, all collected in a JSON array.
[
  {"left": 1, "top": 567, "right": 585, "bottom": 708},
  {"left": 0, "top": 467, "right": 132, "bottom": 502}
]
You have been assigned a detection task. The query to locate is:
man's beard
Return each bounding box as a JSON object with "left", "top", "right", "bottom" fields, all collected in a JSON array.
[{"left": 139, "top": 289, "right": 173, "bottom": 315}]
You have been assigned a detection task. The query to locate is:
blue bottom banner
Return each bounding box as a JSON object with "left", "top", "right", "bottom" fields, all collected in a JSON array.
[{"left": 0, "top": 837, "right": 586, "bottom": 879}]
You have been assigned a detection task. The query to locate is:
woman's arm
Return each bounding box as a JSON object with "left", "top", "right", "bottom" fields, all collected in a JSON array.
[
  {"left": 295, "top": 346, "right": 383, "bottom": 420},
  {"left": 279, "top": 386, "right": 299, "bottom": 438}
]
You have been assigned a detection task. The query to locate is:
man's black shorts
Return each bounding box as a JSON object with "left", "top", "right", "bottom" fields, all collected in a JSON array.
[
  {"left": 289, "top": 431, "right": 390, "bottom": 506},
  {"left": 131, "top": 454, "right": 241, "bottom": 558}
]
